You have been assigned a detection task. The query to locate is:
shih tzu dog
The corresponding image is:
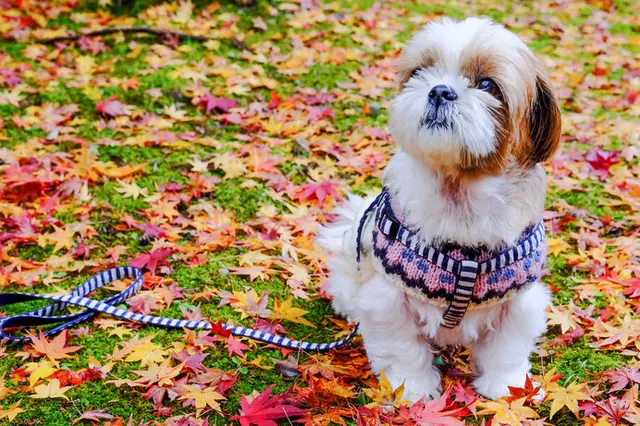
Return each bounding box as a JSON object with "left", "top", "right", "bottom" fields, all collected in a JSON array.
[{"left": 318, "top": 17, "right": 561, "bottom": 401}]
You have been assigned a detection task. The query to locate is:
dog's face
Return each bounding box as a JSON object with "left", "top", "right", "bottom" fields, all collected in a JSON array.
[{"left": 389, "top": 18, "right": 561, "bottom": 178}]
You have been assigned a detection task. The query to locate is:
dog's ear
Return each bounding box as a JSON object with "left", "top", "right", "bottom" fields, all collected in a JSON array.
[{"left": 521, "top": 75, "right": 562, "bottom": 168}]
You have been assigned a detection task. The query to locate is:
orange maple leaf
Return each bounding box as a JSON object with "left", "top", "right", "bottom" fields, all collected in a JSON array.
[{"left": 27, "top": 331, "right": 84, "bottom": 366}]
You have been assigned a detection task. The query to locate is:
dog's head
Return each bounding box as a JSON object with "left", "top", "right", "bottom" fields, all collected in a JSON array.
[{"left": 389, "top": 18, "right": 561, "bottom": 178}]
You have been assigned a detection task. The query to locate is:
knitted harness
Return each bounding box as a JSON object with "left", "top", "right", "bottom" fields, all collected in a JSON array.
[{"left": 356, "top": 189, "right": 547, "bottom": 329}]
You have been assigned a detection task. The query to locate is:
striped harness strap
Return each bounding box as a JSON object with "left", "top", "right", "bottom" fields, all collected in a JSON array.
[
  {"left": 0, "top": 266, "right": 358, "bottom": 352},
  {"left": 358, "top": 189, "right": 546, "bottom": 329}
]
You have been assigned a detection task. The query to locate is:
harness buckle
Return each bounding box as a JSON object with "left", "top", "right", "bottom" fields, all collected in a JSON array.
[{"left": 379, "top": 212, "right": 401, "bottom": 241}]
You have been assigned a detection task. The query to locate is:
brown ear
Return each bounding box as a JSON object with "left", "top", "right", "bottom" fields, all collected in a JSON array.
[{"left": 521, "top": 76, "right": 562, "bottom": 168}]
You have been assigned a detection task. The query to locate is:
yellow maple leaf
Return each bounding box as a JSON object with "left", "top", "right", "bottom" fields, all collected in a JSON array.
[
  {"left": 592, "top": 315, "right": 640, "bottom": 349},
  {"left": 37, "top": 225, "right": 75, "bottom": 253},
  {"left": 151, "top": 199, "right": 180, "bottom": 220},
  {"left": 0, "top": 88, "right": 25, "bottom": 107},
  {"left": 247, "top": 357, "right": 273, "bottom": 370},
  {"left": 228, "top": 288, "right": 271, "bottom": 319},
  {"left": 131, "top": 361, "right": 184, "bottom": 387},
  {"left": 115, "top": 180, "right": 149, "bottom": 200},
  {"left": 210, "top": 153, "right": 247, "bottom": 179},
  {"left": 107, "top": 326, "right": 133, "bottom": 339},
  {"left": 180, "top": 385, "right": 225, "bottom": 415},
  {"left": 547, "top": 237, "right": 571, "bottom": 255},
  {"left": 25, "top": 360, "right": 57, "bottom": 387},
  {"left": 284, "top": 264, "right": 310, "bottom": 285},
  {"left": 547, "top": 381, "right": 589, "bottom": 418},
  {"left": 477, "top": 397, "right": 539, "bottom": 426},
  {"left": 547, "top": 306, "right": 578, "bottom": 334},
  {"left": 0, "top": 374, "right": 14, "bottom": 401},
  {"left": 269, "top": 298, "right": 316, "bottom": 328},
  {"left": 0, "top": 400, "right": 24, "bottom": 422},
  {"left": 31, "top": 379, "right": 72, "bottom": 400},
  {"left": 239, "top": 251, "right": 272, "bottom": 267},
  {"left": 82, "top": 86, "right": 102, "bottom": 102},
  {"left": 94, "top": 162, "right": 146, "bottom": 179},
  {"left": 124, "top": 339, "right": 168, "bottom": 366},
  {"left": 363, "top": 370, "right": 408, "bottom": 409},
  {"left": 322, "top": 379, "right": 356, "bottom": 399}
]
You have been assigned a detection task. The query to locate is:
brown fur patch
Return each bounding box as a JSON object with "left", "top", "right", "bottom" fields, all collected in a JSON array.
[
  {"left": 458, "top": 103, "right": 512, "bottom": 179},
  {"left": 517, "top": 76, "right": 562, "bottom": 168},
  {"left": 397, "top": 56, "right": 436, "bottom": 88},
  {"left": 460, "top": 50, "right": 499, "bottom": 84}
]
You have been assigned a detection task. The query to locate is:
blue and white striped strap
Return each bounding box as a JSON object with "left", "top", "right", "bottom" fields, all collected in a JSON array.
[
  {"left": 0, "top": 266, "right": 358, "bottom": 352},
  {"left": 478, "top": 220, "right": 546, "bottom": 274},
  {"left": 379, "top": 210, "right": 546, "bottom": 277}
]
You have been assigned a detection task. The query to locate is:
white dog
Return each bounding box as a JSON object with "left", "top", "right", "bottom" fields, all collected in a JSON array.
[{"left": 317, "top": 17, "right": 561, "bottom": 401}]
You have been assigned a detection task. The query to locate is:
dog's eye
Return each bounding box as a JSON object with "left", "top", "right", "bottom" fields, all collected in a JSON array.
[
  {"left": 477, "top": 78, "right": 498, "bottom": 94},
  {"left": 410, "top": 67, "right": 423, "bottom": 79}
]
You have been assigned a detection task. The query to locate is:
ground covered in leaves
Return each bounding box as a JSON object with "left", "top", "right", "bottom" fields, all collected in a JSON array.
[{"left": 0, "top": 0, "right": 638, "bottom": 425}]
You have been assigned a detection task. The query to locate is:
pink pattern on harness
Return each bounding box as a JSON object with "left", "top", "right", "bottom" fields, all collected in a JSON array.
[{"left": 369, "top": 191, "right": 547, "bottom": 309}]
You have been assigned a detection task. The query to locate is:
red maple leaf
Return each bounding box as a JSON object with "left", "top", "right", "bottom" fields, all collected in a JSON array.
[
  {"left": 596, "top": 396, "right": 631, "bottom": 425},
  {"left": 129, "top": 248, "right": 174, "bottom": 276},
  {"left": 226, "top": 335, "right": 250, "bottom": 358},
  {"left": 604, "top": 367, "right": 640, "bottom": 391},
  {"left": 507, "top": 375, "right": 542, "bottom": 402},
  {"left": 230, "top": 386, "right": 307, "bottom": 426},
  {"left": 253, "top": 319, "right": 288, "bottom": 335},
  {"left": 209, "top": 320, "right": 232, "bottom": 337},
  {"left": 406, "top": 388, "right": 468, "bottom": 425},
  {"left": 173, "top": 349, "right": 208, "bottom": 373},
  {"left": 77, "top": 36, "right": 109, "bottom": 55},
  {"left": 618, "top": 277, "right": 640, "bottom": 299},
  {"left": 199, "top": 92, "right": 238, "bottom": 113},
  {"left": 139, "top": 223, "right": 168, "bottom": 239},
  {"left": 296, "top": 180, "right": 341, "bottom": 205},
  {"left": 585, "top": 148, "right": 620, "bottom": 179},
  {"left": 72, "top": 408, "right": 114, "bottom": 425},
  {"left": 51, "top": 367, "right": 104, "bottom": 386},
  {"left": 96, "top": 95, "right": 130, "bottom": 117},
  {"left": 127, "top": 293, "right": 163, "bottom": 315},
  {"left": 267, "top": 91, "right": 281, "bottom": 109},
  {"left": 180, "top": 304, "right": 204, "bottom": 321}
]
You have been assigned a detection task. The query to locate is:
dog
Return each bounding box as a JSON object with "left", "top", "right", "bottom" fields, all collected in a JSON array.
[{"left": 317, "top": 17, "right": 561, "bottom": 401}]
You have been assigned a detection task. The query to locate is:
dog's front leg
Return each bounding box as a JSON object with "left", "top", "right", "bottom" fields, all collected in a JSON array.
[
  {"left": 471, "top": 282, "right": 550, "bottom": 399},
  {"left": 357, "top": 274, "right": 442, "bottom": 403}
]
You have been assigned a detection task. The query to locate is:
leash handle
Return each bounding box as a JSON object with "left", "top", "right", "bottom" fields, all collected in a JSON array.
[{"left": 0, "top": 266, "right": 358, "bottom": 352}]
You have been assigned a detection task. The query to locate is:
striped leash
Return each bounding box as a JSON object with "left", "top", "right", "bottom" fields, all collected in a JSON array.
[{"left": 0, "top": 266, "right": 358, "bottom": 352}]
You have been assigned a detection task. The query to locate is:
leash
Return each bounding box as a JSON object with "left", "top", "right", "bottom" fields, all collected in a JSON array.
[{"left": 0, "top": 266, "right": 358, "bottom": 352}]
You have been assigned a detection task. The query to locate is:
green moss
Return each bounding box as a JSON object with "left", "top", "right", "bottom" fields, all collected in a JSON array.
[
  {"left": 393, "top": 2, "right": 465, "bottom": 21},
  {"left": 551, "top": 185, "right": 627, "bottom": 221},
  {"left": 294, "top": 62, "right": 360, "bottom": 91},
  {"left": 212, "top": 179, "right": 273, "bottom": 222},
  {"left": 551, "top": 342, "right": 625, "bottom": 384}
]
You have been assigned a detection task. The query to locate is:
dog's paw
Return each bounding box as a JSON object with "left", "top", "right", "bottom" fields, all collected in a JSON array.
[
  {"left": 403, "top": 386, "right": 442, "bottom": 404},
  {"left": 473, "top": 370, "right": 530, "bottom": 400},
  {"left": 387, "top": 369, "right": 442, "bottom": 404}
]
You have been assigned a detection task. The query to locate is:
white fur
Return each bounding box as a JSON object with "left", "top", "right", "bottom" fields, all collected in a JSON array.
[{"left": 318, "top": 18, "right": 553, "bottom": 401}]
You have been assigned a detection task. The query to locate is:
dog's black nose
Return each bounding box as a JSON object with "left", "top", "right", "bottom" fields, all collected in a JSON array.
[{"left": 428, "top": 85, "right": 458, "bottom": 102}]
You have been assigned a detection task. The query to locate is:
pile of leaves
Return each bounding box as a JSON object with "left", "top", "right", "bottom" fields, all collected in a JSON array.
[{"left": 0, "top": 0, "right": 638, "bottom": 424}]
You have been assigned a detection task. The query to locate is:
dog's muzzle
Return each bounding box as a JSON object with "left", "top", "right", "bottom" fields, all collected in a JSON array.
[{"left": 421, "top": 85, "right": 457, "bottom": 129}]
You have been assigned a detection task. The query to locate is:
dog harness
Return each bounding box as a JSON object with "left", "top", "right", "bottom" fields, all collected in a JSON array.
[{"left": 357, "top": 189, "right": 547, "bottom": 329}]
